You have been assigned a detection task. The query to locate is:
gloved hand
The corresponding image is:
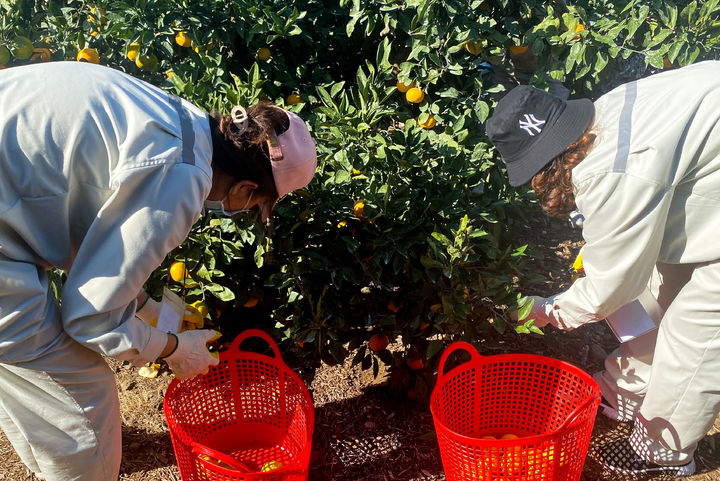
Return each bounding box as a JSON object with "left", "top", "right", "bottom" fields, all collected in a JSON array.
[
  {"left": 135, "top": 292, "right": 161, "bottom": 327},
  {"left": 512, "top": 295, "right": 560, "bottom": 329},
  {"left": 163, "top": 329, "right": 221, "bottom": 380}
]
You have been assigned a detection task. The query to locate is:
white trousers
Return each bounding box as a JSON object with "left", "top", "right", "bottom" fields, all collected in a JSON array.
[
  {"left": 0, "top": 260, "right": 121, "bottom": 481},
  {"left": 594, "top": 261, "right": 720, "bottom": 465}
]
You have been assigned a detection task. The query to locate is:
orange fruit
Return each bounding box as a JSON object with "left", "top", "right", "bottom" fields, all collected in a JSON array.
[
  {"left": 418, "top": 114, "right": 436, "bottom": 129},
  {"left": 243, "top": 294, "right": 259, "bottom": 308},
  {"left": 387, "top": 301, "right": 399, "bottom": 313},
  {"left": 508, "top": 45, "right": 528, "bottom": 55},
  {"left": 407, "top": 353, "right": 424, "bottom": 371},
  {"left": 396, "top": 80, "right": 415, "bottom": 92},
  {"left": 501, "top": 433, "right": 519, "bottom": 440},
  {"left": 175, "top": 31, "right": 192, "bottom": 48},
  {"left": 77, "top": 48, "right": 100, "bottom": 64},
  {"left": 256, "top": 47, "right": 271, "bottom": 61},
  {"left": 337, "top": 220, "right": 348, "bottom": 229},
  {"left": 286, "top": 93, "right": 303, "bottom": 105},
  {"left": 464, "top": 41, "right": 482, "bottom": 54},
  {"left": 0, "top": 45, "right": 10, "bottom": 65},
  {"left": 353, "top": 199, "right": 365, "bottom": 218},
  {"left": 136, "top": 53, "right": 158, "bottom": 71},
  {"left": 572, "top": 24, "right": 585, "bottom": 40},
  {"left": 126, "top": 42, "right": 141, "bottom": 61},
  {"left": 405, "top": 87, "right": 424, "bottom": 103},
  {"left": 138, "top": 363, "right": 161, "bottom": 378},
  {"left": 190, "top": 300, "right": 209, "bottom": 318},
  {"left": 169, "top": 261, "right": 198, "bottom": 287},
  {"left": 11, "top": 36, "right": 33, "bottom": 60},
  {"left": 429, "top": 303, "right": 442, "bottom": 313},
  {"left": 261, "top": 460, "right": 283, "bottom": 472},
  {"left": 368, "top": 333, "right": 389, "bottom": 351}
]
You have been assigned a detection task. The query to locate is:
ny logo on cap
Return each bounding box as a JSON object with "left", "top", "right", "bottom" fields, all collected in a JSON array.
[{"left": 519, "top": 114, "right": 546, "bottom": 136}]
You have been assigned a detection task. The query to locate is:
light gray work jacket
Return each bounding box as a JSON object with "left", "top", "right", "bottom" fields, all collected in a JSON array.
[
  {"left": 550, "top": 60, "right": 720, "bottom": 329},
  {"left": 0, "top": 62, "right": 213, "bottom": 364}
]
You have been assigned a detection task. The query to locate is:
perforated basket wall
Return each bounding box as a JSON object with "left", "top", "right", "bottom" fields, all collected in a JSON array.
[
  {"left": 430, "top": 342, "right": 600, "bottom": 481},
  {"left": 164, "top": 330, "right": 314, "bottom": 481}
]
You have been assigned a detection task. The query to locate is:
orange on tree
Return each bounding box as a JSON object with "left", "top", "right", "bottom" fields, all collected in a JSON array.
[
  {"left": 405, "top": 87, "right": 425, "bottom": 104},
  {"left": 337, "top": 220, "right": 348, "bottom": 229},
  {"left": 126, "top": 42, "right": 141, "bottom": 61},
  {"left": 243, "top": 294, "right": 259, "bottom": 308},
  {"left": 136, "top": 53, "right": 158, "bottom": 71},
  {"left": 396, "top": 79, "right": 415, "bottom": 92},
  {"left": 353, "top": 199, "right": 365, "bottom": 218},
  {"left": 572, "top": 24, "right": 585, "bottom": 40},
  {"left": 256, "top": 47, "right": 271, "bottom": 61},
  {"left": 77, "top": 48, "right": 99, "bottom": 64},
  {"left": 169, "top": 261, "right": 198, "bottom": 287},
  {"left": 11, "top": 36, "right": 34, "bottom": 60},
  {"left": 418, "top": 114, "right": 436, "bottom": 129},
  {"left": 0, "top": 45, "right": 10, "bottom": 66},
  {"left": 175, "top": 31, "right": 192, "bottom": 48},
  {"left": 508, "top": 44, "right": 528, "bottom": 55},
  {"left": 368, "top": 333, "right": 389, "bottom": 351},
  {"left": 406, "top": 352, "right": 424, "bottom": 370},
  {"left": 387, "top": 301, "right": 399, "bottom": 312},
  {"left": 286, "top": 93, "right": 303, "bottom": 105},
  {"left": 464, "top": 41, "right": 482, "bottom": 55}
]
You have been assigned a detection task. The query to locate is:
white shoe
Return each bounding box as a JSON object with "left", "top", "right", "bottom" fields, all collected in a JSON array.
[{"left": 592, "top": 438, "right": 696, "bottom": 476}]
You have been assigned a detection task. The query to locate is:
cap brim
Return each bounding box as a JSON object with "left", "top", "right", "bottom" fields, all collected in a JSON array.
[{"left": 507, "top": 98, "right": 595, "bottom": 186}]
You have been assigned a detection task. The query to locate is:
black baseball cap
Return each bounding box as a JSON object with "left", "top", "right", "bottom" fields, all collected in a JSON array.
[{"left": 486, "top": 85, "right": 594, "bottom": 186}]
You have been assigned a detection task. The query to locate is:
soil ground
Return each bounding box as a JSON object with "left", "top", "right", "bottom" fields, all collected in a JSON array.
[{"left": 1, "top": 209, "right": 718, "bottom": 481}]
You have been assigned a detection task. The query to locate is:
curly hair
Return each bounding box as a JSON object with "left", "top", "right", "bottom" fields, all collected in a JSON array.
[
  {"left": 209, "top": 102, "right": 290, "bottom": 199},
  {"left": 530, "top": 128, "right": 596, "bottom": 218}
]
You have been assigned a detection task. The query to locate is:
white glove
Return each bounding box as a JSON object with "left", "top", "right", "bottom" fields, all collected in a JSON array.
[
  {"left": 513, "top": 295, "right": 560, "bottom": 329},
  {"left": 164, "top": 330, "right": 221, "bottom": 380},
  {"left": 135, "top": 293, "right": 161, "bottom": 326}
]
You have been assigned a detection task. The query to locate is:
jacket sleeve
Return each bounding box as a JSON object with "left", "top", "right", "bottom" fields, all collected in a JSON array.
[
  {"left": 549, "top": 161, "right": 674, "bottom": 330},
  {"left": 60, "top": 161, "right": 210, "bottom": 365}
]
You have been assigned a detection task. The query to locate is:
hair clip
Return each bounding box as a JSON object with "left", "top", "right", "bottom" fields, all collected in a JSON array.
[{"left": 230, "top": 105, "right": 249, "bottom": 135}]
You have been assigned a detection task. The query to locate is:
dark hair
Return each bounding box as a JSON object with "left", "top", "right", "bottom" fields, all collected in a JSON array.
[
  {"left": 530, "top": 127, "right": 596, "bottom": 218},
  {"left": 209, "top": 102, "right": 290, "bottom": 200}
]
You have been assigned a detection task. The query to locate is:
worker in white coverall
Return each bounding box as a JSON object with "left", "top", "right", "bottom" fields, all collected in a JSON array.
[
  {"left": 486, "top": 60, "right": 720, "bottom": 477},
  {"left": 0, "top": 61, "right": 317, "bottom": 481}
]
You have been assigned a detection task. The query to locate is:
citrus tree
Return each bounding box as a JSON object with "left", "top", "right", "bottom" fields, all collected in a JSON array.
[{"left": 4, "top": 0, "right": 720, "bottom": 390}]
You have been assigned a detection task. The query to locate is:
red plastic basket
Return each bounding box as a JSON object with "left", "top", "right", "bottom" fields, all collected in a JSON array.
[
  {"left": 430, "top": 342, "right": 600, "bottom": 481},
  {"left": 164, "top": 329, "right": 315, "bottom": 481}
]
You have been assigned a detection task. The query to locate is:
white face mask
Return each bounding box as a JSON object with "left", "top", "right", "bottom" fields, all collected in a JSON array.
[{"left": 204, "top": 190, "right": 254, "bottom": 217}]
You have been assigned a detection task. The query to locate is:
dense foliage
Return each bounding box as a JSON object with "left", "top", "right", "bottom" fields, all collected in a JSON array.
[{"left": 3, "top": 0, "right": 719, "bottom": 386}]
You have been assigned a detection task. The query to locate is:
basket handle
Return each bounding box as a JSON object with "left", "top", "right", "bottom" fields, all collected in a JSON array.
[
  {"left": 191, "top": 442, "right": 252, "bottom": 472},
  {"left": 436, "top": 341, "right": 482, "bottom": 385},
  {"left": 228, "top": 328, "right": 282, "bottom": 359},
  {"left": 555, "top": 394, "right": 602, "bottom": 432}
]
